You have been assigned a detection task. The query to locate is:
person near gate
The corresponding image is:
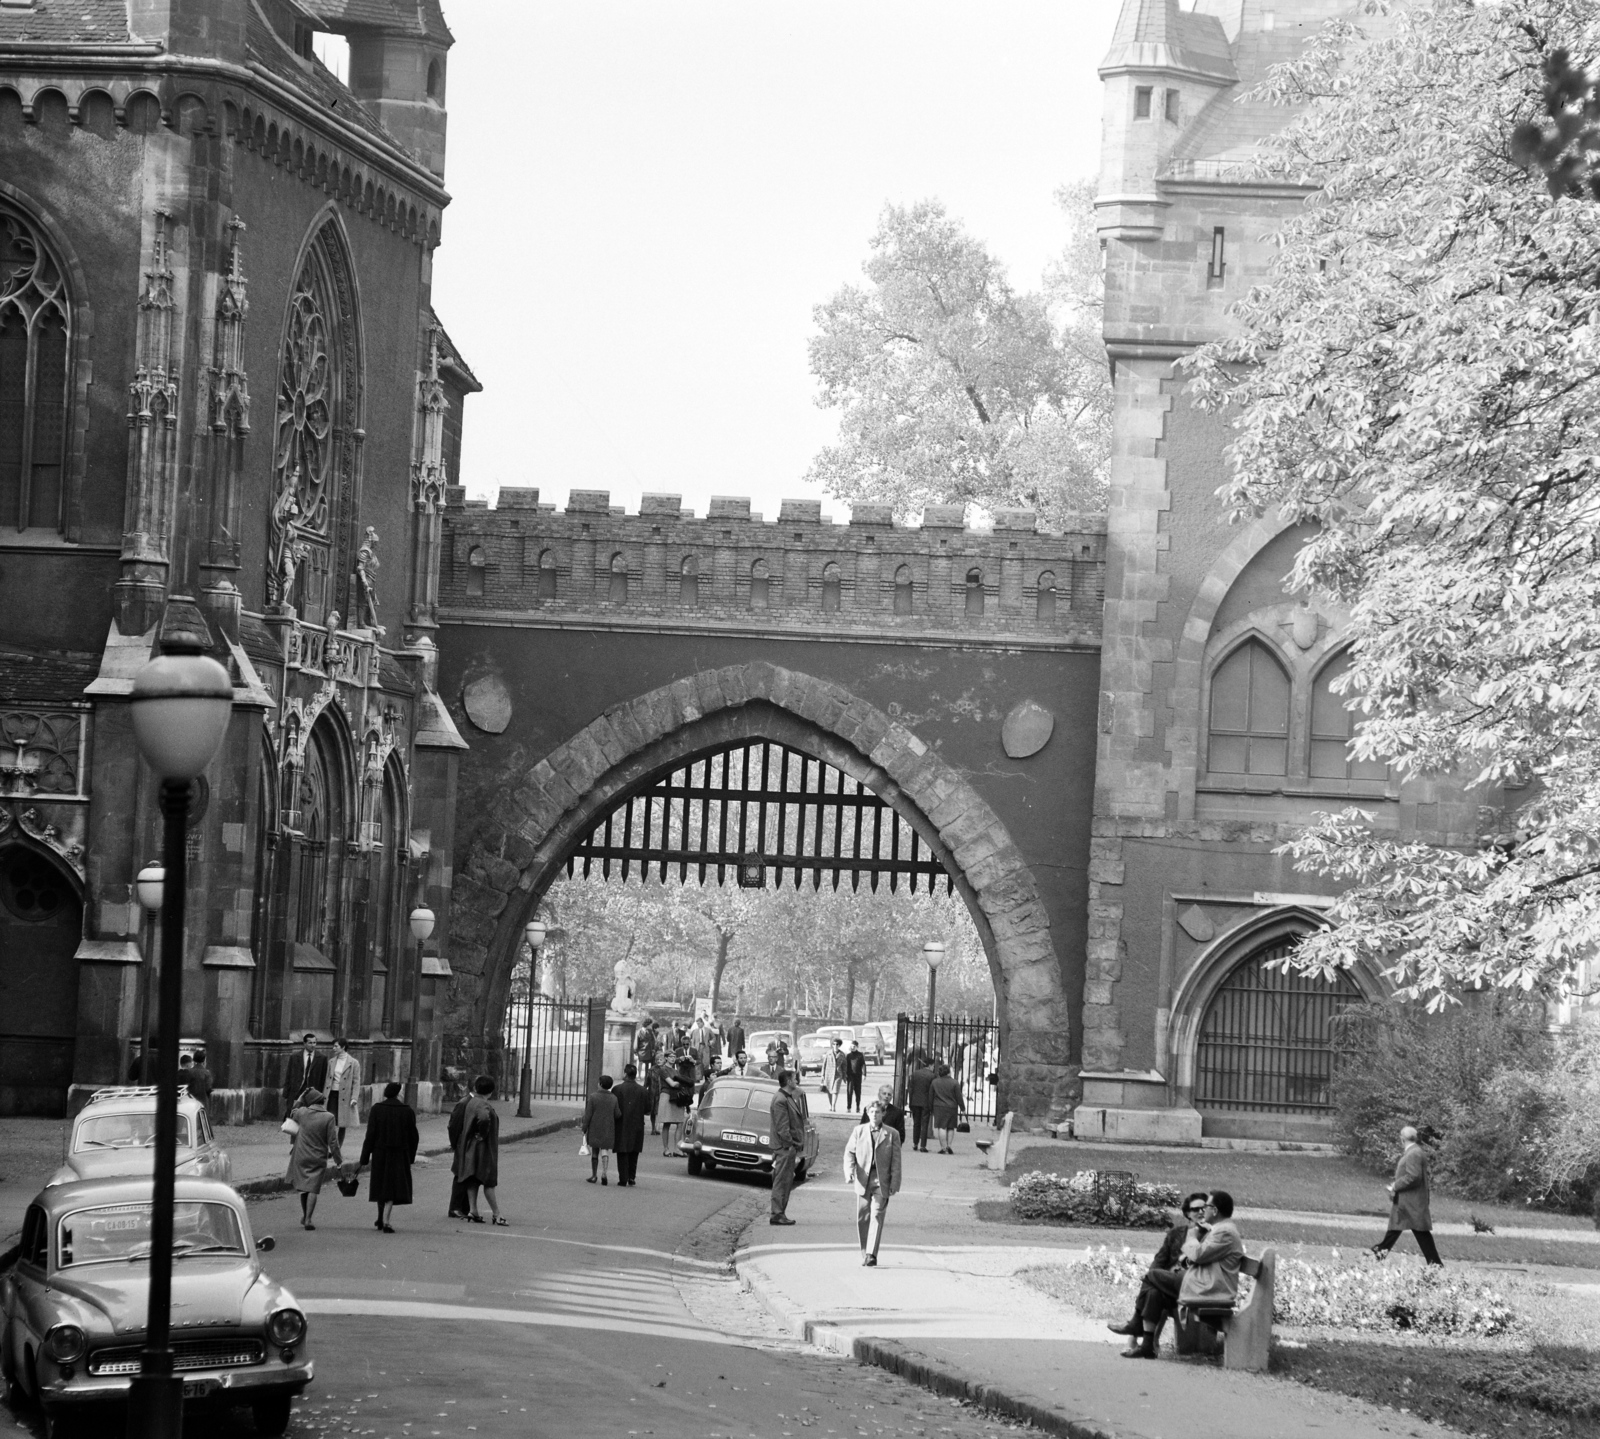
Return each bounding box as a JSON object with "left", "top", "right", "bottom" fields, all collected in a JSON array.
[
  {"left": 446, "top": 1089, "right": 471, "bottom": 1219},
  {"left": 634, "top": 1018, "right": 658, "bottom": 1076},
  {"left": 454, "top": 1074, "right": 506, "bottom": 1225},
  {"left": 1372, "top": 1125, "right": 1444, "bottom": 1265},
  {"left": 907, "top": 1052, "right": 937, "bottom": 1152},
  {"left": 662, "top": 1055, "right": 696, "bottom": 1156},
  {"left": 861, "top": 1084, "right": 905, "bottom": 1143},
  {"left": 1108, "top": 1191, "right": 1211, "bottom": 1340},
  {"left": 327, "top": 1036, "right": 361, "bottom": 1142},
  {"left": 768, "top": 1070, "right": 806, "bottom": 1227},
  {"left": 282, "top": 1032, "right": 327, "bottom": 1112},
  {"left": 614, "top": 1063, "right": 648, "bottom": 1186},
  {"left": 357, "top": 1080, "right": 419, "bottom": 1233},
  {"left": 1121, "top": 1191, "right": 1244, "bottom": 1359},
  {"left": 727, "top": 1016, "right": 747, "bottom": 1061},
  {"left": 284, "top": 1089, "right": 340, "bottom": 1231},
  {"left": 843, "top": 1040, "right": 866, "bottom": 1112},
  {"left": 644, "top": 1052, "right": 664, "bottom": 1135},
  {"left": 844, "top": 1098, "right": 902, "bottom": 1266},
  {"left": 820, "top": 1038, "right": 844, "bottom": 1111},
  {"left": 929, "top": 1062, "right": 965, "bottom": 1154},
  {"left": 582, "top": 1073, "right": 622, "bottom": 1185}
]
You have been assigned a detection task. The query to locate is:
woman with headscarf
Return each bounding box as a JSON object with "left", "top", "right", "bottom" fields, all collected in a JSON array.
[
  {"left": 454, "top": 1074, "right": 506, "bottom": 1225},
  {"left": 358, "top": 1080, "right": 419, "bottom": 1232},
  {"left": 929, "top": 1063, "right": 965, "bottom": 1155},
  {"left": 284, "top": 1089, "right": 341, "bottom": 1230}
]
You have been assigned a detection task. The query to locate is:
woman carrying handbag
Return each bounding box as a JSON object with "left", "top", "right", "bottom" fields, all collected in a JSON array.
[{"left": 284, "top": 1089, "right": 341, "bottom": 1229}]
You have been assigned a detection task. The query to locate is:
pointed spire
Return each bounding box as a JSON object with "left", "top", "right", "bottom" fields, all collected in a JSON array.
[{"left": 1101, "top": 0, "right": 1236, "bottom": 81}]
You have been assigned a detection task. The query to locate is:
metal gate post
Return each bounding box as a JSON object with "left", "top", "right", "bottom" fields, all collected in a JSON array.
[{"left": 893, "top": 1013, "right": 910, "bottom": 1107}]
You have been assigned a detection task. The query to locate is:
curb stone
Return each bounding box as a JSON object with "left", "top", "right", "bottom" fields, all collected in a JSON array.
[
  {"left": 231, "top": 1114, "right": 585, "bottom": 1199},
  {"left": 851, "top": 1337, "right": 1137, "bottom": 1439}
]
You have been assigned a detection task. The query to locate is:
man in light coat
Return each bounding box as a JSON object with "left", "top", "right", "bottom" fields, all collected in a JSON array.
[
  {"left": 843, "top": 1098, "right": 902, "bottom": 1266},
  {"left": 1122, "top": 1190, "right": 1244, "bottom": 1359},
  {"left": 1372, "top": 1124, "right": 1442, "bottom": 1265},
  {"left": 768, "top": 1070, "right": 806, "bottom": 1226}
]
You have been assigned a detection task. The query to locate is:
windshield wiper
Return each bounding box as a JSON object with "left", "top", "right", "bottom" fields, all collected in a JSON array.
[{"left": 174, "top": 1244, "right": 243, "bottom": 1257}]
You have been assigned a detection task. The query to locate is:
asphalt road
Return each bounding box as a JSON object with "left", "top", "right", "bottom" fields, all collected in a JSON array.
[{"left": 10, "top": 1119, "right": 1037, "bottom": 1439}]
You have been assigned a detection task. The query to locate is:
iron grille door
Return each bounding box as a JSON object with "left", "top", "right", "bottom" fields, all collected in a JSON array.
[
  {"left": 1194, "top": 941, "right": 1361, "bottom": 1113},
  {"left": 499, "top": 992, "right": 595, "bottom": 1102},
  {"left": 892, "top": 1012, "right": 1000, "bottom": 1124}
]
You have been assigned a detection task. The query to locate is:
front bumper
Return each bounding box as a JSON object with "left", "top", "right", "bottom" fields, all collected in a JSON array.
[
  {"left": 679, "top": 1137, "right": 774, "bottom": 1172},
  {"left": 42, "top": 1359, "right": 313, "bottom": 1406}
]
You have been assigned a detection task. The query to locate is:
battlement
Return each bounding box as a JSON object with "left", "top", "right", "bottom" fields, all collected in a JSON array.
[{"left": 437, "top": 488, "right": 1105, "bottom": 647}]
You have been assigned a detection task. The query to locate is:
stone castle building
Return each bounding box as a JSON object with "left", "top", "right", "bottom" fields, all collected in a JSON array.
[{"left": 0, "top": 0, "right": 472, "bottom": 1115}]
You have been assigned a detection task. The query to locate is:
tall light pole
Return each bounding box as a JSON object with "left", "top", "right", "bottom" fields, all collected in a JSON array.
[
  {"left": 518, "top": 920, "right": 546, "bottom": 1118},
  {"left": 135, "top": 863, "right": 164, "bottom": 1084},
  {"left": 126, "top": 622, "right": 233, "bottom": 1439},
  {"left": 922, "top": 940, "right": 946, "bottom": 1020},
  {"left": 407, "top": 903, "right": 436, "bottom": 1095}
]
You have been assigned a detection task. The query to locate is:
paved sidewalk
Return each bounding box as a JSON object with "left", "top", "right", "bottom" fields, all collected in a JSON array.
[{"left": 731, "top": 1145, "right": 1478, "bottom": 1439}]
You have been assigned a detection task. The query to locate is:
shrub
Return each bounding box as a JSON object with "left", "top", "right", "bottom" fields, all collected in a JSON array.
[
  {"left": 1008, "top": 1170, "right": 1181, "bottom": 1227},
  {"left": 1069, "top": 1244, "right": 1519, "bottom": 1337}
]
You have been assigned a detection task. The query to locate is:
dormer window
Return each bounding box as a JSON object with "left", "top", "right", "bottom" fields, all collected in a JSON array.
[
  {"left": 1134, "top": 86, "right": 1153, "bottom": 120},
  {"left": 1164, "top": 89, "right": 1180, "bottom": 124}
]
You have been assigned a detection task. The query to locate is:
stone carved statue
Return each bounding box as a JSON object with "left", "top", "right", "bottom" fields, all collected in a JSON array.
[
  {"left": 610, "top": 961, "right": 639, "bottom": 1014},
  {"left": 355, "top": 526, "right": 384, "bottom": 639}
]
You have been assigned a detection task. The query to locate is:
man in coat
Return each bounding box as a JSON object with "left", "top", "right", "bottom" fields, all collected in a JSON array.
[
  {"left": 861, "top": 1084, "right": 906, "bottom": 1143},
  {"left": 614, "top": 1063, "right": 649, "bottom": 1187},
  {"left": 1123, "top": 1191, "right": 1244, "bottom": 1359},
  {"left": 727, "top": 1016, "right": 746, "bottom": 1060},
  {"left": 768, "top": 1070, "right": 806, "bottom": 1227},
  {"left": 843, "top": 1040, "right": 866, "bottom": 1112},
  {"left": 282, "top": 1032, "right": 327, "bottom": 1111},
  {"left": 843, "top": 1098, "right": 902, "bottom": 1266},
  {"left": 358, "top": 1080, "right": 419, "bottom": 1232},
  {"left": 1373, "top": 1124, "right": 1443, "bottom": 1265},
  {"left": 906, "top": 1052, "right": 936, "bottom": 1152},
  {"left": 446, "top": 1091, "right": 471, "bottom": 1218},
  {"left": 1108, "top": 1191, "right": 1211, "bottom": 1338},
  {"left": 179, "top": 1052, "right": 212, "bottom": 1107}
]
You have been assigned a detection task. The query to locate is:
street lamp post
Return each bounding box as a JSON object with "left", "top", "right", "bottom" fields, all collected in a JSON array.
[
  {"left": 407, "top": 904, "right": 436, "bottom": 1096},
  {"left": 518, "top": 920, "right": 546, "bottom": 1118},
  {"left": 126, "top": 624, "right": 234, "bottom": 1439},
  {"left": 135, "top": 863, "right": 164, "bottom": 1084},
  {"left": 922, "top": 940, "right": 946, "bottom": 1064}
]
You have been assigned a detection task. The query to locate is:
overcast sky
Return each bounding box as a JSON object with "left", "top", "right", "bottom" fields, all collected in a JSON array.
[{"left": 429, "top": 1, "right": 1124, "bottom": 521}]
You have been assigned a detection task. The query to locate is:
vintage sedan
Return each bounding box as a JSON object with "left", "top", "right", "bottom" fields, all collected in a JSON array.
[
  {"left": 1, "top": 1176, "right": 311, "bottom": 1437},
  {"left": 679, "top": 1075, "right": 820, "bottom": 1182},
  {"left": 793, "top": 1033, "right": 832, "bottom": 1078},
  {"left": 47, "top": 1087, "right": 231, "bottom": 1188}
]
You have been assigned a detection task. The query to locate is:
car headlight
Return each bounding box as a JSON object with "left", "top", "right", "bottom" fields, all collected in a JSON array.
[
  {"left": 267, "top": 1309, "right": 307, "bottom": 1347},
  {"left": 44, "top": 1325, "right": 87, "bottom": 1364}
]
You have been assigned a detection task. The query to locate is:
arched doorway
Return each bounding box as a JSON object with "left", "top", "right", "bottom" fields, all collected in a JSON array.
[
  {"left": 0, "top": 844, "right": 83, "bottom": 1115},
  {"left": 449, "top": 663, "right": 1077, "bottom": 1123}
]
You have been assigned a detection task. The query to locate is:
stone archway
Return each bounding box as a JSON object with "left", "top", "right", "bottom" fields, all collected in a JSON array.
[{"left": 447, "top": 661, "right": 1077, "bottom": 1122}]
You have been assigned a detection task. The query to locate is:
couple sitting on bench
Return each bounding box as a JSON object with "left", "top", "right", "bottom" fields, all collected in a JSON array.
[{"left": 1109, "top": 1189, "right": 1243, "bottom": 1360}]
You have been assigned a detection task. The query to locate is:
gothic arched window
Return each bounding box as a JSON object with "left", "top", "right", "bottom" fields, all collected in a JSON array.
[
  {"left": 269, "top": 222, "right": 361, "bottom": 624},
  {"left": 1311, "top": 649, "right": 1389, "bottom": 782},
  {"left": 0, "top": 202, "right": 71, "bottom": 534},
  {"left": 537, "top": 548, "right": 558, "bottom": 598},
  {"left": 1208, "top": 639, "right": 1290, "bottom": 776}
]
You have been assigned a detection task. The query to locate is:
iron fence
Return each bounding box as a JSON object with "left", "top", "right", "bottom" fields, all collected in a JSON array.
[
  {"left": 892, "top": 1013, "right": 1001, "bottom": 1125},
  {"left": 499, "top": 990, "right": 599, "bottom": 1102}
]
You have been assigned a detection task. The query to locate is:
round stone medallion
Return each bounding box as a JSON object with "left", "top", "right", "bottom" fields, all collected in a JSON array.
[
  {"left": 1001, "top": 700, "right": 1054, "bottom": 759},
  {"left": 463, "top": 674, "right": 512, "bottom": 734}
]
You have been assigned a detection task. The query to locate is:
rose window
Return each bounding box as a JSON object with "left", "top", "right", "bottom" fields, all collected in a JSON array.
[{"left": 274, "top": 284, "right": 332, "bottom": 538}]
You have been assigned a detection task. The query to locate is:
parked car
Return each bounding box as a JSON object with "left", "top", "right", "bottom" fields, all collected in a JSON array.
[
  {"left": 815, "top": 1024, "right": 857, "bottom": 1049},
  {"left": 679, "top": 1075, "right": 819, "bottom": 1182},
  {"left": 857, "top": 1022, "right": 894, "bottom": 1065},
  {"left": 743, "top": 1030, "right": 793, "bottom": 1067},
  {"left": 47, "top": 1087, "right": 231, "bottom": 1189},
  {"left": 1, "top": 1176, "right": 311, "bottom": 1437},
  {"left": 793, "top": 1033, "right": 832, "bottom": 1077}
]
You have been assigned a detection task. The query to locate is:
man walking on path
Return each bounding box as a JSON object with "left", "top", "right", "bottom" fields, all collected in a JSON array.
[
  {"left": 282, "top": 1032, "right": 327, "bottom": 1112},
  {"left": 1373, "top": 1124, "right": 1443, "bottom": 1265},
  {"left": 820, "top": 1038, "right": 843, "bottom": 1111},
  {"left": 727, "top": 1016, "right": 746, "bottom": 1060},
  {"left": 861, "top": 1084, "right": 905, "bottom": 1143},
  {"left": 844, "top": 1098, "right": 902, "bottom": 1266},
  {"left": 614, "top": 1063, "right": 648, "bottom": 1186},
  {"left": 327, "top": 1036, "right": 360, "bottom": 1142},
  {"left": 843, "top": 1040, "right": 866, "bottom": 1112},
  {"left": 907, "top": 1052, "right": 936, "bottom": 1152},
  {"left": 769, "top": 1070, "right": 806, "bottom": 1227}
]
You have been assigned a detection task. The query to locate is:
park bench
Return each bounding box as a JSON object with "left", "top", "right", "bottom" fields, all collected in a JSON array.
[
  {"left": 1172, "top": 1247, "right": 1276, "bottom": 1372},
  {"left": 974, "top": 1110, "right": 1014, "bottom": 1171}
]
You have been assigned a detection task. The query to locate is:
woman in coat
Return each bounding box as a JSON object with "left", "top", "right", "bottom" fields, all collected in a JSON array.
[
  {"left": 284, "top": 1089, "right": 341, "bottom": 1230},
  {"left": 358, "top": 1080, "right": 419, "bottom": 1232},
  {"left": 582, "top": 1074, "right": 622, "bottom": 1185},
  {"left": 454, "top": 1074, "right": 505, "bottom": 1225},
  {"left": 819, "top": 1041, "right": 843, "bottom": 1112},
  {"left": 662, "top": 1055, "right": 696, "bottom": 1156},
  {"left": 928, "top": 1063, "right": 965, "bottom": 1155}
]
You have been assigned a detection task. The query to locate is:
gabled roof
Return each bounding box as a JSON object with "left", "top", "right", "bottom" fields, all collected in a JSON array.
[
  {"left": 301, "top": 0, "right": 452, "bottom": 45},
  {"left": 0, "top": 0, "right": 130, "bottom": 45},
  {"left": 1102, "top": 0, "right": 1237, "bottom": 83}
]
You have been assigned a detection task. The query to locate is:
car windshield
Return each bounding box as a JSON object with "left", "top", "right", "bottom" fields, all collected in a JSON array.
[
  {"left": 58, "top": 1202, "right": 246, "bottom": 1267},
  {"left": 75, "top": 1112, "right": 193, "bottom": 1151},
  {"left": 703, "top": 1085, "right": 768, "bottom": 1114}
]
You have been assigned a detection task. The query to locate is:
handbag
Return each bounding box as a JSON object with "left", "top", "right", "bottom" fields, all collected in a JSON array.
[
  {"left": 956, "top": 1121, "right": 971, "bottom": 1133},
  {"left": 579, "top": 1139, "right": 591, "bottom": 1157},
  {"left": 280, "top": 1115, "right": 300, "bottom": 1137},
  {"left": 336, "top": 1164, "right": 361, "bottom": 1198}
]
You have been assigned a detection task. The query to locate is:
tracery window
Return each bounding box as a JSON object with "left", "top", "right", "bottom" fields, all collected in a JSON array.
[
  {"left": 1310, "top": 650, "right": 1388, "bottom": 782},
  {"left": 0, "top": 203, "right": 70, "bottom": 534},
  {"left": 1208, "top": 639, "right": 1290, "bottom": 776}
]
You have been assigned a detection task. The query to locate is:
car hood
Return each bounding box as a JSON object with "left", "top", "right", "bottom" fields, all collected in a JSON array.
[{"left": 50, "top": 1259, "right": 258, "bottom": 1336}]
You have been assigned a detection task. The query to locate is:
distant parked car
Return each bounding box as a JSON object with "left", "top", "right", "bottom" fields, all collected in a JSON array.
[
  {"left": 744, "top": 1031, "right": 792, "bottom": 1068},
  {"left": 815, "top": 1025, "right": 857, "bottom": 1050},
  {"left": 793, "top": 1033, "right": 832, "bottom": 1077},
  {"left": 47, "top": 1087, "right": 231, "bottom": 1188},
  {"left": 2, "top": 1175, "right": 311, "bottom": 1437},
  {"left": 857, "top": 1023, "right": 894, "bottom": 1065},
  {"left": 679, "top": 1075, "right": 820, "bottom": 1182}
]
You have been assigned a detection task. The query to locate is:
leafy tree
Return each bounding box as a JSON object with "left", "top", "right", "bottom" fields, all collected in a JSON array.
[
  {"left": 806, "top": 192, "right": 1109, "bottom": 527},
  {"left": 1186, "top": 0, "right": 1600, "bottom": 1006}
]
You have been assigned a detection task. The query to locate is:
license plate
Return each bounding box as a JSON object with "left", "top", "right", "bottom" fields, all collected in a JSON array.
[
  {"left": 182, "top": 1380, "right": 218, "bottom": 1399},
  {"left": 721, "top": 1131, "right": 757, "bottom": 1143}
]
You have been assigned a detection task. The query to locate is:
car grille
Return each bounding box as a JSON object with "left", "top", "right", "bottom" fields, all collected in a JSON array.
[
  {"left": 707, "top": 1148, "right": 766, "bottom": 1167},
  {"left": 89, "top": 1339, "right": 266, "bottom": 1376}
]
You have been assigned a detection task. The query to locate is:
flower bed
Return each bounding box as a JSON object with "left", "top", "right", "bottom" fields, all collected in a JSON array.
[
  {"left": 1071, "top": 1243, "right": 1519, "bottom": 1337},
  {"left": 1007, "top": 1170, "right": 1182, "bottom": 1227}
]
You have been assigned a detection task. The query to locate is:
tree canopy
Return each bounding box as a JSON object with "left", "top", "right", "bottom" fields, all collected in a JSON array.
[
  {"left": 1185, "top": 0, "right": 1600, "bottom": 1007},
  {"left": 806, "top": 188, "right": 1109, "bottom": 527}
]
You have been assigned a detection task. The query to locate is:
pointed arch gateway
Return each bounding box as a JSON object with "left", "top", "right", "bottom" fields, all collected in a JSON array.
[{"left": 451, "top": 663, "right": 1077, "bottom": 1122}]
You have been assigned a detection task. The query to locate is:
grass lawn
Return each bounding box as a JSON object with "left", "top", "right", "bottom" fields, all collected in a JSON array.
[{"left": 1007, "top": 1142, "right": 1596, "bottom": 1233}]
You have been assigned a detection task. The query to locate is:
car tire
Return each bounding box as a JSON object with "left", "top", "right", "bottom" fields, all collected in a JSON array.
[
  {"left": 42, "top": 1404, "right": 80, "bottom": 1439},
  {"left": 253, "top": 1393, "right": 294, "bottom": 1436},
  {"left": 703, "top": 1161, "right": 717, "bottom": 1176},
  {"left": 686, "top": 1154, "right": 703, "bottom": 1176}
]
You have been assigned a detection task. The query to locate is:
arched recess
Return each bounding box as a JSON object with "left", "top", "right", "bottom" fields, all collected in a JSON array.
[
  {"left": 1166, "top": 905, "right": 1385, "bottom": 1114},
  {"left": 451, "top": 663, "right": 1075, "bottom": 1121},
  {"left": 0, "top": 839, "right": 85, "bottom": 1115}
]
